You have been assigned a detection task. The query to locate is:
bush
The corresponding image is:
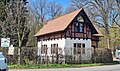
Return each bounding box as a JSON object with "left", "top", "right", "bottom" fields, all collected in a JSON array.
[{"left": 92, "top": 48, "right": 113, "bottom": 63}]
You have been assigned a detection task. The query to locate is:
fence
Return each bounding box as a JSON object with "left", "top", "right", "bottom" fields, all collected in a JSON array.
[
  {"left": 0, "top": 47, "right": 38, "bottom": 64},
  {"left": 0, "top": 47, "right": 113, "bottom": 64},
  {"left": 65, "top": 47, "right": 94, "bottom": 64}
]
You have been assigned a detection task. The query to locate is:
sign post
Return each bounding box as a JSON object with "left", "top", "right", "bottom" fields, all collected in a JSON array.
[{"left": 8, "top": 45, "right": 15, "bottom": 55}]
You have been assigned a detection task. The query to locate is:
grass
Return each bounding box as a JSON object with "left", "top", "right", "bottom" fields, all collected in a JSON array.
[
  {"left": 8, "top": 63, "right": 103, "bottom": 69},
  {"left": 9, "top": 61, "right": 120, "bottom": 69}
]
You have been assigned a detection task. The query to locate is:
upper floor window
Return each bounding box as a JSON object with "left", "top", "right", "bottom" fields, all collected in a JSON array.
[
  {"left": 74, "top": 22, "right": 83, "bottom": 33},
  {"left": 75, "top": 22, "right": 79, "bottom": 32},
  {"left": 79, "top": 23, "right": 83, "bottom": 32},
  {"left": 74, "top": 15, "right": 84, "bottom": 33}
]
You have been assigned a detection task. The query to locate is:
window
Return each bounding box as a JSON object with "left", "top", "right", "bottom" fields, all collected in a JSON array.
[
  {"left": 41, "top": 45, "right": 47, "bottom": 54},
  {"left": 79, "top": 23, "right": 83, "bottom": 32},
  {"left": 83, "top": 44, "right": 85, "bottom": 47},
  {"left": 74, "top": 43, "right": 77, "bottom": 54},
  {"left": 74, "top": 22, "right": 79, "bottom": 32},
  {"left": 74, "top": 43, "right": 76, "bottom": 47},
  {"left": 75, "top": 27, "right": 78, "bottom": 32},
  {"left": 74, "top": 43, "right": 81, "bottom": 54},
  {"left": 51, "top": 44, "right": 58, "bottom": 54},
  {"left": 74, "top": 22, "right": 83, "bottom": 33},
  {"left": 82, "top": 44, "right": 85, "bottom": 54},
  {"left": 73, "top": 43, "right": 85, "bottom": 54},
  {"left": 77, "top": 43, "right": 81, "bottom": 48},
  {"left": 75, "top": 22, "right": 78, "bottom": 26}
]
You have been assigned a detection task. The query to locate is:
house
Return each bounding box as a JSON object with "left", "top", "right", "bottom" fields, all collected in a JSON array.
[{"left": 35, "top": 8, "right": 103, "bottom": 63}]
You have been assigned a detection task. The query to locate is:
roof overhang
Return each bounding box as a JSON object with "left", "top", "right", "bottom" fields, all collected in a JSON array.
[
  {"left": 34, "top": 30, "right": 63, "bottom": 37},
  {"left": 92, "top": 34, "right": 104, "bottom": 37}
]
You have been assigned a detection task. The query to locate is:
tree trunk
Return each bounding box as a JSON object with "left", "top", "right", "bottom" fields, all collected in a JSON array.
[
  {"left": 18, "top": 47, "right": 22, "bottom": 64},
  {"left": 107, "top": 38, "right": 110, "bottom": 49},
  {"left": 105, "top": 27, "right": 110, "bottom": 48},
  {"left": 18, "top": 40, "right": 22, "bottom": 64}
]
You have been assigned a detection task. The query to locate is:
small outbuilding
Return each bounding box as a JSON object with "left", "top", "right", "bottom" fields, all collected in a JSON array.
[{"left": 35, "top": 8, "right": 103, "bottom": 64}]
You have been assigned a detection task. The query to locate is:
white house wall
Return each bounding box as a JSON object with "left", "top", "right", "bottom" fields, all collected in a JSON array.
[
  {"left": 38, "top": 38, "right": 66, "bottom": 55},
  {"left": 65, "top": 38, "right": 91, "bottom": 48},
  {"left": 38, "top": 38, "right": 92, "bottom": 61},
  {"left": 38, "top": 38, "right": 91, "bottom": 55},
  {"left": 65, "top": 38, "right": 92, "bottom": 61}
]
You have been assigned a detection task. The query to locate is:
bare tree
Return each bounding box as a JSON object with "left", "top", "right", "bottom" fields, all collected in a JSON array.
[
  {"left": 46, "top": 1, "right": 63, "bottom": 19},
  {"left": 65, "top": 0, "right": 89, "bottom": 13},
  {"left": 25, "top": 6, "right": 41, "bottom": 47},
  {"left": 89, "top": 0, "right": 114, "bottom": 48},
  {"left": 30, "top": 0, "right": 47, "bottom": 27},
  {"left": 111, "top": 0, "right": 120, "bottom": 27}
]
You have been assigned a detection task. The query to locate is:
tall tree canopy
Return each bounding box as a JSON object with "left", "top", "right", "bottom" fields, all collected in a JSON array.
[{"left": 0, "top": 0, "right": 29, "bottom": 47}]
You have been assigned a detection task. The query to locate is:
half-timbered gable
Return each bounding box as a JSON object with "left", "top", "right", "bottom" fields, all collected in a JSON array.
[{"left": 64, "top": 9, "right": 92, "bottom": 39}]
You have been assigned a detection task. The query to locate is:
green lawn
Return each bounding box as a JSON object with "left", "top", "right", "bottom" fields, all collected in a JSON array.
[{"left": 8, "top": 63, "right": 103, "bottom": 69}]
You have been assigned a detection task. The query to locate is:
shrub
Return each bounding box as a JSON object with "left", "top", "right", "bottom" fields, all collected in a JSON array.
[{"left": 92, "top": 48, "right": 113, "bottom": 63}]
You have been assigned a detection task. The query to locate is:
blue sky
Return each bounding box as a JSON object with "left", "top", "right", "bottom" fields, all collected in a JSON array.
[
  {"left": 49, "top": 0, "right": 70, "bottom": 9},
  {"left": 28, "top": 0, "right": 70, "bottom": 9}
]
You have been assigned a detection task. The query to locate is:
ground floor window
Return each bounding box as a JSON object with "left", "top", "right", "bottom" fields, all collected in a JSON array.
[
  {"left": 41, "top": 45, "right": 47, "bottom": 54},
  {"left": 51, "top": 44, "right": 58, "bottom": 54},
  {"left": 74, "top": 43, "right": 85, "bottom": 54}
]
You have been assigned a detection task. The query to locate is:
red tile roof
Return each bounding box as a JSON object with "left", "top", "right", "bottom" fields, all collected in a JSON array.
[
  {"left": 35, "top": 8, "right": 103, "bottom": 37},
  {"left": 34, "top": 9, "right": 82, "bottom": 36}
]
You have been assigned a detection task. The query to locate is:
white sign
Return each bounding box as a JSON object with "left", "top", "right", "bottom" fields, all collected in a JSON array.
[
  {"left": 1, "top": 38, "right": 10, "bottom": 47},
  {"left": 8, "top": 45, "right": 15, "bottom": 55}
]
